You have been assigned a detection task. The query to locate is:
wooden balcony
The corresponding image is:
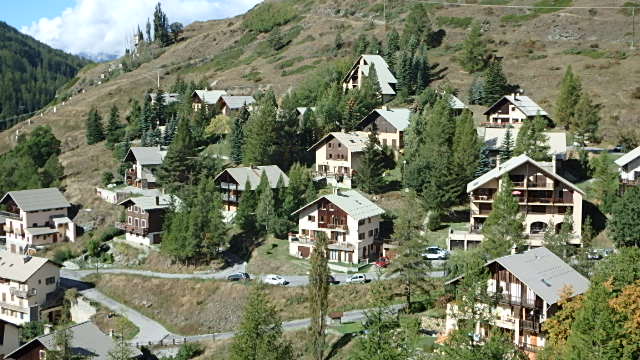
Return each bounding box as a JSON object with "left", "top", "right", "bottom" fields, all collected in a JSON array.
[
  {"left": 115, "top": 222, "right": 148, "bottom": 236},
  {"left": 518, "top": 343, "right": 542, "bottom": 353},
  {"left": 318, "top": 223, "right": 348, "bottom": 231},
  {"left": 471, "top": 209, "right": 492, "bottom": 216},
  {"left": 490, "top": 292, "right": 538, "bottom": 309},
  {"left": 520, "top": 319, "right": 541, "bottom": 332},
  {"left": 10, "top": 287, "right": 36, "bottom": 298}
]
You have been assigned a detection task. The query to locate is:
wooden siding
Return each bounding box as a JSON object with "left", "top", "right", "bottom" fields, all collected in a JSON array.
[{"left": 325, "top": 138, "right": 349, "bottom": 162}]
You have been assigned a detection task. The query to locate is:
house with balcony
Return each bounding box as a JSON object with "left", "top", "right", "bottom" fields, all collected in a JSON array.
[
  {"left": 342, "top": 55, "right": 398, "bottom": 103},
  {"left": 0, "top": 251, "right": 63, "bottom": 327},
  {"left": 116, "top": 195, "right": 177, "bottom": 246},
  {"left": 615, "top": 145, "right": 640, "bottom": 190},
  {"left": 217, "top": 95, "right": 256, "bottom": 116},
  {"left": 445, "top": 247, "right": 590, "bottom": 356},
  {"left": 483, "top": 94, "right": 550, "bottom": 128},
  {"left": 0, "top": 319, "right": 20, "bottom": 358},
  {"left": 1, "top": 188, "right": 76, "bottom": 254},
  {"left": 479, "top": 127, "right": 568, "bottom": 167},
  {"left": 214, "top": 165, "right": 289, "bottom": 215},
  {"left": 191, "top": 89, "right": 227, "bottom": 111},
  {"left": 354, "top": 107, "right": 411, "bottom": 158},
  {"left": 448, "top": 154, "right": 584, "bottom": 250},
  {"left": 123, "top": 147, "right": 167, "bottom": 189},
  {"left": 288, "top": 189, "right": 385, "bottom": 264},
  {"left": 308, "top": 131, "right": 371, "bottom": 188}
]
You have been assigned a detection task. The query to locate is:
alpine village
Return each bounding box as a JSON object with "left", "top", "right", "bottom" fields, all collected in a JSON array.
[{"left": 3, "top": 0, "right": 640, "bottom": 359}]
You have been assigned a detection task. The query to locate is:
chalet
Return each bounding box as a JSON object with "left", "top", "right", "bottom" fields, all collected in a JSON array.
[
  {"left": 5, "top": 321, "right": 142, "bottom": 360},
  {"left": 1, "top": 188, "right": 76, "bottom": 254},
  {"left": 191, "top": 89, "right": 227, "bottom": 111},
  {"left": 308, "top": 131, "right": 370, "bottom": 188},
  {"left": 123, "top": 147, "right": 166, "bottom": 189},
  {"left": 214, "top": 165, "right": 289, "bottom": 214},
  {"left": 483, "top": 94, "right": 550, "bottom": 128},
  {"left": 479, "top": 127, "right": 567, "bottom": 167},
  {"left": 343, "top": 55, "right": 398, "bottom": 103},
  {"left": 116, "top": 195, "right": 177, "bottom": 246},
  {"left": 0, "top": 319, "right": 20, "bottom": 358},
  {"left": 445, "top": 247, "right": 590, "bottom": 356},
  {"left": 288, "top": 189, "right": 385, "bottom": 264},
  {"left": 217, "top": 95, "right": 256, "bottom": 116},
  {"left": 0, "top": 251, "right": 63, "bottom": 326},
  {"left": 448, "top": 93, "right": 468, "bottom": 116},
  {"left": 354, "top": 107, "right": 411, "bottom": 157},
  {"left": 149, "top": 92, "right": 180, "bottom": 106},
  {"left": 448, "top": 154, "right": 584, "bottom": 250},
  {"left": 296, "top": 107, "right": 315, "bottom": 118},
  {"left": 615, "top": 145, "right": 640, "bottom": 187}
]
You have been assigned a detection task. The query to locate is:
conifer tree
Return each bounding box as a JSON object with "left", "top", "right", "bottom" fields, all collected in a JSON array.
[
  {"left": 152, "top": 88, "right": 166, "bottom": 127},
  {"left": 256, "top": 176, "right": 275, "bottom": 233},
  {"left": 482, "top": 60, "right": 510, "bottom": 106},
  {"left": 555, "top": 66, "right": 582, "bottom": 130},
  {"left": 298, "top": 109, "right": 319, "bottom": 165},
  {"left": 308, "top": 232, "right": 329, "bottom": 360},
  {"left": 452, "top": 111, "right": 481, "bottom": 200},
  {"left": 356, "top": 126, "right": 385, "bottom": 194},
  {"left": 476, "top": 143, "right": 492, "bottom": 177},
  {"left": 163, "top": 115, "right": 177, "bottom": 145},
  {"left": 572, "top": 93, "right": 600, "bottom": 146},
  {"left": 108, "top": 320, "right": 135, "bottom": 360},
  {"left": 159, "top": 117, "right": 197, "bottom": 188},
  {"left": 243, "top": 90, "right": 278, "bottom": 165},
  {"left": 514, "top": 116, "right": 550, "bottom": 161},
  {"left": 499, "top": 127, "right": 514, "bottom": 163},
  {"left": 360, "top": 63, "right": 382, "bottom": 109},
  {"left": 153, "top": 2, "right": 170, "bottom": 46},
  {"left": 282, "top": 164, "right": 315, "bottom": 227},
  {"left": 384, "top": 28, "right": 400, "bottom": 67},
  {"left": 140, "top": 95, "right": 153, "bottom": 135},
  {"left": 543, "top": 211, "right": 575, "bottom": 262},
  {"left": 589, "top": 153, "right": 619, "bottom": 214},
  {"left": 145, "top": 18, "right": 152, "bottom": 42},
  {"left": 235, "top": 179, "right": 258, "bottom": 232},
  {"left": 481, "top": 176, "right": 524, "bottom": 259},
  {"left": 86, "top": 107, "right": 105, "bottom": 145},
  {"left": 458, "top": 22, "right": 489, "bottom": 73},
  {"left": 41, "top": 155, "right": 64, "bottom": 187},
  {"left": 401, "top": 4, "right": 433, "bottom": 46},
  {"left": 230, "top": 106, "right": 250, "bottom": 165},
  {"left": 106, "top": 105, "right": 122, "bottom": 146},
  {"left": 609, "top": 186, "right": 640, "bottom": 248},
  {"left": 196, "top": 179, "right": 228, "bottom": 260},
  {"left": 468, "top": 76, "right": 486, "bottom": 105}
]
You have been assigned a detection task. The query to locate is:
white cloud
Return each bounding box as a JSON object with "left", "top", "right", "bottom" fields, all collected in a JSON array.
[{"left": 21, "top": 0, "right": 262, "bottom": 57}]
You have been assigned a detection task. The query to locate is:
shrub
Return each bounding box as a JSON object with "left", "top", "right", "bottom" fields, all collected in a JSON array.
[
  {"left": 101, "top": 171, "right": 114, "bottom": 186},
  {"left": 632, "top": 87, "right": 640, "bottom": 100},
  {"left": 242, "top": 2, "right": 298, "bottom": 33},
  {"left": 97, "top": 226, "right": 123, "bottom": 243},
  {"left": 275, "top": 56, "right": 304, "bottom": 69},
  {"left": 53, "top": 247, "right": 76, "bottom": 263}
]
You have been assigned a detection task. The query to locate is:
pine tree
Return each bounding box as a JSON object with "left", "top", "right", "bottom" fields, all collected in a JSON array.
[
  {"left": 384, "top": 28, "right": 400, "bottom": 67},
  {"left": 308, "top": 232, "right": 329, "bottom": 360},
  {"left": 458, "top": 22, "right": 489, "bottom": 73},
  {"left": 482, "top": 60, "right": 510, "bottom": 106},
  {"left": 572, "top": 93, "right": 601, "bottom": 146},
  {"left": 145, "top": 18, "right": 152, "bottom": 42},
  {"left": 514, "top": 116, "right": 550, "bottom": 161},
  {"left": 243, "top": 90, "right": 278, "bottom": 165},
  {"left": 152, "top": 88, "right": 166, "bottom": 127},
  {"left": 476, "top": 143, "right": 492, "bottom": 177},
  {"left": 555, "top": 66, "right": 582, "bottom": 130},
  {"left": 481, "top": 176, "right": 524, "bottom": 259},
  {"left": 298, "top": 109, "right": 319, "bottom": 165},
  {"left": 163, "top": 115, "right": 178, "bottom": 145},
  {"left": 85, "top": 107, "right": 105, "bottom": 145},
  {"left": 589, "top": 153, "right": 620, "bottom": 214},
  {"left": 282, "top": 164, "right": 315, "bottom": 227},
  {"left": 452, "top": 110, "right": 481, "bottom": 200},
  {"left": 412, "top": 45, "right": 432, "bottom": 94},
  {"left": 153, "top": 2, "right": 170, "bottom": 46},
  {"left": 41, "top": 155, "right": 64, "bottom": 187},
  {"left": 106, "top": 105, "right": 122, "bottom": 146},
  {"left": 356, "top": 126, "right": 385, "bottom": 194},
  {"left": 499, "top": 126, "right": 514, "bottom": 163},
  {"left": 401, "top": 4, "right": 433, "bottom": 46},
  {"left": 140, "top": 95, "right": 153, "bottom": 135},
  {"left": 230, "top": 106, "right": 250, "bottom": 165},
  {"left": 235, "top": 179, "right": 258, "bottom": 232},
  {"left": 468, "top": 76, "right": 486, "bottom": 105},
  {"left": 256, "top": 175, "right": 275, "bottom": 233},
  {"left": 45, "top": 327, "right": 79, "bottom": 360},
  {"left": 230, "top": 285, "right": 294, "bottom": 360},
  {"left": 609, "top": 186, "right": 640, "bottom": 247},
  {"left": 543, "top": 211, "right": 575, "bottom": 262},
  {"left": 159, "top": 117, "right": 197, "bottom": 189},
  {"left": 194, "top": 178, "right": 228, "bottom": 260},
  {"left": 108, "top": 320, "right": 135, "bottom": 360},
  {"left": 275, "top": 94, "right": 303, "bottom": 171}
]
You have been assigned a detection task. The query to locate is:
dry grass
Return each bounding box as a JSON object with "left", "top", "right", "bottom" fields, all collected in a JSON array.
[
  {"left": 246, "top": 236, "right": 310, "bottom": 275},
  {"left": 86, "top": 273, "right": 400, "bottom": 336},
  {"left": 91, "top": 305, "right": 140, "bottom": 340}
]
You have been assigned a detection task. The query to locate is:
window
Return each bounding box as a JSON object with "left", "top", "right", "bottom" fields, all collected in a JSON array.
[
  {"left": 328, "top": 143, "right": 332, "bottom": 148},
  {"left": 134, "top": 218, "right": 139, "bottom": 227},
  {"left": 307, "top": 216, "right": 316, "bottom": 222},
  {"left": 358, "top": 219, "right": 365, "bottom": 225},
  {"left": 382, "top": 139, "right": 387, "bottom": 146},
  {"left": 338, "top": 143, "right": 342, "bottom": 148},
  {"left": 319, "top": 216, "right": 325, "bottom": 223},
  {"left": 391, "top": 139, "right": 397, "bottom": 149},
  {"left": 329, "top": 154, "right": 333, "bottom": 159},
  {"left": 133, "top": 206, "right": 138, "bottom": 213},
  {"left": 140, "top": 208, "right": 145, "bottom": 214},
  {"left": 45, "top": 277, "right": 56, "bottom": 285},
  {"left": 358, "top": 233, "right": 365, "bottom": 240},
  {"left": 141, "top": 219, "right": 147, "bottom": 228},
  {"left": 128, "top": 216, "right": 133, "bottom": 225},
  {"left": 368, "top": 230, "right": 373, "bottom": 237},
  {"left": 368, "top": 218, "right": 371, "bottom": 223},
  {"left": 40, "top": 350, "right": 47, "bottom": 360}
]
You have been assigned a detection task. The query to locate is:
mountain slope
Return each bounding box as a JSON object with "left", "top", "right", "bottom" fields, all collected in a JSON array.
[{"left": 0, "top": 21, "right": 90, "bottom": 128}]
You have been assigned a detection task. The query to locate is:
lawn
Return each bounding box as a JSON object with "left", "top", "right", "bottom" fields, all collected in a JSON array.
[
  {"left": 247, "top": 235, "right": 310, "bottom": 275},
  {"left": 333, "top": 321, "right": 364, "bottom": 334}
]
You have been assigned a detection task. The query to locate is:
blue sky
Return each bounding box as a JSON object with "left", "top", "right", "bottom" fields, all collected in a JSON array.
[{"left": 3, "top": 0, "right": 262, "bottom": 56}]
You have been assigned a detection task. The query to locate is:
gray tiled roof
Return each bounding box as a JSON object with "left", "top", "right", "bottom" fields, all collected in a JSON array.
[
  {"left": 220, "top": 95, "right": 256, "bottom": 109},
  {"left": 118, "top": 195, "right": 179, "bottom": 211},
  {"left": 293, "top": 190, "right": 385, "bottom": 221},
  {"left": 308, "top": 132, "right": 370, "bottom": 153},
  {"left": 484, "top": 95, "right": 548, "bottom": 117},
  {"left": 0, "top": 251, "right": 60, "bottom": 282},
  {"left": 149, "top": 92, "right": 180, "bottom": 105},
  {"left": 25, "top": 227, "right": 59, "bottom": 236},
  {"left": 481, "top": 127, "right": 567, "bottom": 156},
  {"left": 193, "top": 90, "right": 228, "bottom": 104},
  {"left": 615, "top": 145, "right": 640, "bottom": 167},
  {"left": 371, "top": 108, "right": 412, "bottom": 131},
  {"left": 125, "top": 147, "right": 166, "bottom": 165},
  {"left": 359, "top": 55, "right": 397, "bottom": 95},
  {"left": 215, "top": 165, "right": 289, "bottom": 191},
  {"left": 449, "top": 94, "right": 467, "bottom": 110},
  {"left": 0, "top": 188, "right": 70, "bottom": 212}
]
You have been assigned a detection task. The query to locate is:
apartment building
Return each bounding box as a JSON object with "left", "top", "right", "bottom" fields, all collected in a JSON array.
[
  {"left": 342, "top": 54, "right": 398, "bottom": 103},
  {"left": 448, "top": 155, "right": 584, "bottom": 250},
  {"left": 445, "top": 247, "right": 590, "bottom": 356},
  {"left": 116, "top": 195, "right": 177, "bottom": 246},
  {"left": 354, "top": 107, "right": 411, "bottom": 157},
  {"left": 308, "top": 131, "right": 370, "bottom": 188},
  {"left": 0, "top": 251, "right": 63, "bottom": 326},
  {"left": 1, "top": 188, "right": 76, "bottom": 254},
  {"left": 123, "top": 147, "right": 167, "bottom": 189},
  {"left": 615, "top": 145, "right": 640, "bottom": 189},
  {"left": 288, "top": 189, "right": 385, "bottom": 264},
  {"left": 483, "top": 94, "right": 550, "bottom": 128},
  {"left": 0, "top": 319, "right": 20, "bottom": 358},
  {"left": 214, "top": 165, "right": 289, "bottom": 215}
]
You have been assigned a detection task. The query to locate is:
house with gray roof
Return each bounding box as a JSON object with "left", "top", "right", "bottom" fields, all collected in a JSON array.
[
  {"left": 5, "top": 321, "right": 142, "bottom": 360},
  {"left": 308, "top": 131, "right": 371, "bottom": 188},
  {"left": 483, "top": 93, "right": 550, "bottom": 128},
  {"left": 214, "top": 165, "right": 289, "bottom": 214},
  {"left": 217, "top": 95, "right": 256, "bottom": 116},
  {"left": 289, "top": 188, "right": 385, "bottom": 264},
  {"left": 479, "top": 127, "right": 568, "bottom": 167},
  {"left": 615, "top": 145, "right": 640, "bottom": 188},
  {"left": 191, "top": 89, "right": 228, "bottom": 111},
  {"left": 444, "top": 247, "right": 590, "bottom": 355},
  {"left": 0, "top": 188, "right": 76, "bottom": 254},
  {"left": 343, "top": 55, "right": 398, "bottom": 103},
  {"left": 149, "top": 92, "right": 180, "bottom": 106},
  {"left": 116, "top": 195, "right": 179, "bottom": 246},
  {"left": 0, "top": 319, "right": 20, "bottom": 358},
  {"left": 355, "top": 107, "right": 412, "bottom": 157},
  {"left": 123, "top": 147, "right": 167, "bottom": 189}
]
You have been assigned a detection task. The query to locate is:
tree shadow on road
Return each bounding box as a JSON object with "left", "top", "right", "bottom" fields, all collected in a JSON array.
[{"left": 325, "top": 333, "right": 354, "bottom": 360}]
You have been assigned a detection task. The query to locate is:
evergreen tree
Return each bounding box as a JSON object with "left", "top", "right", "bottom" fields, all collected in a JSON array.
[
  {"left": 356, "top": 126, "right": 385, "bottom": 194},
  {"left": 230, "top": 285, "right": 294, "bottom": 360},
  {"left": 476, "top": 143, "right": 492, "bottom": 177},
  {"left": 159, "top": 117, "right": 197, "bottom": 188},
  {"left": 243, "top": 90, "right": 278, "bottom": 165},
  {"left": 401, "top": 4, "right": 433, "bottom": 46},
  {"left": 360, "top": 63, "right": 382, "bottom": 109},
  {"left": 609, "top": 186, "right": 640, "bottom": 247},
  {"left": 555, "top": 66, "right": 582, "bottom": 130},
  {"left": 298, "top": 109, "right": 319, "bottom": 165},
  {"left": 163, "top": 115, "right": 178, "bottom": 146},
  {"left": 315, "top": 84, "right": 345, "bottom": 133},
  {"left": 41, "top": 155, "right": 64, "bottom": 187},
  {"left": 140, "top": 95, "right": 153, "bottom": 135},
  {"left": 191, "top": 178, "right": 228, "bottom": 260},
  {"left": 543, "top": 211, "right": 575, "bottom": 262},
  {"left": 282, "top": 164, "right": 315, "bottom": 227},
  {"left": 46, "top": 327, "right": 79, "bottom": 360},
  {"left": 481, "top": 176, "right": 524, "bottom": 259},
  {"left": 256, "top": 174, "right": 275, "bottom": 233},
  {"left": 468, "top": 76, "right": 486, "bottom": 105},
  {"left": 235, "top": 179, "right": 258, "bottom": 232},
  {"left": 275, "top": 94, "right": 303, "bottom": 171},
  {"left": 152, "top": 88, "right": 166, "bottom": 127},
  {"left": 452, "top": 110, "right": 481, "bottom": 200},
  {"left": 514, "top": 116, "right": 550, "bottom": 161},
  {"left": 107, "top": 321, "right": 135, "bottom": 360},
  {"left": 458, "top": 22, "right": 489, "bottom": 73},
  {"left": 499, "top": 127, "right": 514, "bottom": 163},
  {"left": 153, "top": 2, "right": 170, "bottom": 46},
  {"left": 384, "top": 28, "right": 400, "bottom": 67},
  {"left": 308, "top": 232, "right": 329, "bottom": 360},
  {"left": 145, "top": 18, "right": 152, "bottom": 42},
  {"left": 572, "top": 93, "right": 600, "bottom": 146},
  {"left": 412, "top": 45, "right": 432, "bottom": 94},
  {"left": 482, "top": 60, "right": 510, "bottom": 106},
  {"left": 354, "top": 34, "right": 369, "bottom": 55},
  {"left": 86, "top": 107, "right": 105, "bottom": 145},
  {"left": 106, "top": 105, "right": 122, "bottom": 146},
  {"left": 589, "top": 153, "right": 620, "bottom": 214},
  {"left": 230, "top": 106, "right": 250, "bottom": 165}
]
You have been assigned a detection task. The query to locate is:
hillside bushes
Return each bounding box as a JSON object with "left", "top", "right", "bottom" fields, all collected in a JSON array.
[{"left": 242, "top": 2, "right": 299, "bottom": 33}]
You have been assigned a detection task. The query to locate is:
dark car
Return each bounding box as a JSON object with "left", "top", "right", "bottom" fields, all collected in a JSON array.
[
  {"left": 327, "top": 275, "right": 339, "bottom": 284},
  {"left": 227, "top": 272, "right": 251, "bottom": 281}
]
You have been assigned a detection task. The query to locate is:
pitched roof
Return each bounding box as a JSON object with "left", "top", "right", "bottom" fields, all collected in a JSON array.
[
  {"left": 483, "top": 95, "right": 548, "bottom": 117},
  {"left": 356, "top": 108, "right": 412, "bottom": 132},
  {"left": 448, "top": 94, "right": 467, "bottom": 110},
  {"left": 215, "top": 165, "right": 289, "bottom": 191},
  {"left": 0, "top": 188, "right": 70, "bottom": 212},
  {"left": 6, "top": 321, "right": 142, "bottom": 360},
  {"left": 118, "top": 195, "right": 179, "bottom": 211},
  {"left": 124, "top": 147, "right": 166, "bottom": 165},
  {"left": 615, "top": 145, "right": 640, "bottom": 167},
  {"left": 345, "top": 55, "right": 398, "bottom": 95},
  {"left": 193, "top": 90, "right": 228, "bottom": 104},
  {"left": 0, "top": 251, "right": 60, "bottom": 282},
  {"left": 220, "top": 95, "right": 256, "bottom": 109},
  {"left": 466, "top": 154, "right": 584, "bottom": 195},
  {"left": 481, "top": 127, "right": 567, "bottom": 156},
  {"left": 293, "top": 190, "right": 385, "bottom": 221},
  {"left": 149, "top": 92, "right": 180, "bottom": 105},
  {"left": 308, "top": 131, "right": 370, "bottom": 152},
  {"left": 296, "top": 107, "right": 316, "bottom": 116}
]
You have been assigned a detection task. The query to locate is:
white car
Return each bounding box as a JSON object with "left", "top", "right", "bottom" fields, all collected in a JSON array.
[
  {"left": 422, "top": 246, "right": 449, "bottom": 260},
  {"left": 263, "top": 274, "right": 288, "bottom": 285},
  {"left": 345, "top": 273, "right": 367, "bottom": 284}
]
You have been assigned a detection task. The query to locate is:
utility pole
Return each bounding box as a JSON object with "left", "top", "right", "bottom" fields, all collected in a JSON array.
[
  {"left": 157, "top": 70, "right": 160, "bottom": 89},
  {"left": 633, "top": 7, "right": 637, "bottom": 49},
  {"left": 383, "top": 0, "right": 387, "bottom": 31}
]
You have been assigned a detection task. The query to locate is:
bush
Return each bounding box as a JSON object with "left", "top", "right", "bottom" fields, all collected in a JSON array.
[
  {"left": 101, "top": 171, "right": 114, "bottom": 186},
  {"left": 242, "top": 2, "right": 298, "bottom": 32},
  {"left": 631, "top": 87, "right": 640, "bottom": 100},
  {"left": 53, "top": 247, "right": 76, "bottom": 263},
  {"left": 86, "top": 237, "right": 101, "bottom": 258},
  {"left": 97, "top": 226, "right": 123, "bottom": 243},
  {"left": 164, "top": 343, "right": 204, "bottom": 360}
]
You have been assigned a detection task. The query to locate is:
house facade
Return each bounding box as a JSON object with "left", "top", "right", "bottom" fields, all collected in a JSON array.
[
  {"left": 0, "top": 251, "right": 63, "bottom": 326},
  {"left": 288, "top": 189, "right": 385, "bottom": 264},
  {"left": 615, "top": 145, "right": 640, "bottom": 187},
  {"left": 483, "top": 94, "right": 550, "bottom": 128},
  {"left": 354, "top": 107, "right": 411, "bottom": 157},
  {"left": 342, "top": 55, "right": 398, "bottom": 103},
  {"left": 217, "top": 95, "right": 256, "bottom": 116},
  {"left": 214, "top": 165, "right": 289, "bottom": 214},
  {"left": 308, "top": 131, "right": 370, "bottom": 188},
  {"left": 116, "top": 195, "right": 176, "bottom": 246},
  {"left": 123, "top": 147, "right": 167, "bottom": 189},
  {"left": 191, "top": 90, "right": 227, "bottom": 111},
  {"left": 0, "top": 319, "right": 20, "bottom": 358},
  {"left": 445, "top": 247, "right": 590, "bottom": 356},
  {"left": 1, "top": 188, "right": 76, "bottom": 254},
  {"left": 479, "top": 127, "right": 568, "bottom": 167},
  {"left": 448, "top": 155, "right": 584, "bottom": 250}
]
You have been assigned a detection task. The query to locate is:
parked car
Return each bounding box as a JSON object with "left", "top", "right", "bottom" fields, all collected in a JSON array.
[
  {"left": 264, "top": 274, "right": 288, "bottom": 285},
  {"left": 422, "top": 246, "right": 449, "bottom": 260},
  {"left": 345, "top": 273, "right": 367, "bottom": 284},
  {"left": 227, "top": 272, "right": 250, "bottom": 281},
  {"left": 374, "top": 257, "right": 390, "bottom": 268},
  {"left": 327, "top": 275, "right": 339, "bottom": 284}
]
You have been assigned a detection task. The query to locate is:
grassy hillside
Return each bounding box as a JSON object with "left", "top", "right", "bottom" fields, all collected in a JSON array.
[{"left": 0, "top": 0, "right": 639, "bottom": 227}]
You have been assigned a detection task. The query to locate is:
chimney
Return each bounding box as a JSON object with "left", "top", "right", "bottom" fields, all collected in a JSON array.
[
  {"left": 109, "top": 329, "right": 115, "bottom": 338},
  {"left": 382, "top": 105, "right": 389, "bottom": 111},
  {"left": 44, "top": 324, "right": 53, "bottom": 335},
  {"left": 155, "top": 196, "right": 160, "bottom": 206},
  {"left": 333, "top": 188, "right": 341, "bottom": 196}
]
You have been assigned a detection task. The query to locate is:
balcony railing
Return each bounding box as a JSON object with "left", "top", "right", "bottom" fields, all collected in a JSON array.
[
  {"left": 518, "top": 343, "right": 542, "bottom": 353},
  {"left": 288, "top": 233, "right": 338, "bottom": 245},
  {"left": 0, "top": 300, "right": 27, "bottom": 313},
  {"left": 0, "top": 211, "right": 20, "bottom": 220},
  {"left": 10, "top": 287, "right": 37, "bottom": 298},
  {"left": 520, "top": 319, "right": 541, "bottom": 332},
  {"left": 490, "top": 292, "right": 537, "bottom": 308},
  {"left": 115, "top": 222, "right": 148, "bottom": 236},
  {"left": 471, "top": 209, "right": 492, "bottom": 216},
  {"left": 319, "top": 223, "right": 348, "bottom": 230},
  {"left": 221, "top": 194, "right": 238, "bottom": 203}
]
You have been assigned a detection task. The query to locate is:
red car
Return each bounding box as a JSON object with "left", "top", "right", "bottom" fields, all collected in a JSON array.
[{"left": 374, "top": 257, "right": 390, "bottom": 268}]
